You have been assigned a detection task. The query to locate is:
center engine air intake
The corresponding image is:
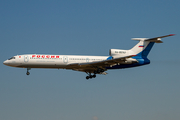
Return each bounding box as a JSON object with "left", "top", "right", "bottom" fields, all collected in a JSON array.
[{"left": 109, "top": 49, "right": 129, "bottom": 57}]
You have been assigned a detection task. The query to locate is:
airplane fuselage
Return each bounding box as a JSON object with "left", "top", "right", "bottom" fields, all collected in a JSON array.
[
  {"left": 3, "top": 34, "right": 174, "bottom": 79},
  {"left": 3, "top": 54, "right": 109, "bottom": 68}
]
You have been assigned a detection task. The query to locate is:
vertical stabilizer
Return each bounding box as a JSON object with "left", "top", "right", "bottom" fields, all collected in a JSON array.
[{"left": 129, "top": 38, "right": 153, "bottom": 58}]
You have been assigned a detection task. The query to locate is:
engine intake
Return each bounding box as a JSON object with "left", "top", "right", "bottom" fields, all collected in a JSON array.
[{"left": 109, "top": 49, "right": 129, "bottom": 57}]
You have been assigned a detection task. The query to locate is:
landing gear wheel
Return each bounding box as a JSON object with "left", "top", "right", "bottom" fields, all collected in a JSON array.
[
  {"left": 26, "top": 68, "right": 31, "bottom": 75},
  {"left": 89, "top": 75, "right": 93, "bottom": 79},
  {"left": 26, "top": 72, "right": 30, "bottom": 75},
  {"left": 86, "top": 76, "right": 89, "bottom": 80},
  {"left": 92, "top": 75, "right": 96, "bottom": 78},
  {"left": 85, "top": 72, "right": 97, "bottom": 79}
]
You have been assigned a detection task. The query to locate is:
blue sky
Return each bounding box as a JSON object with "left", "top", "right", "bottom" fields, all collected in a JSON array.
[{"left": 0, "top": 0, "right": 180, "bottom": 120}]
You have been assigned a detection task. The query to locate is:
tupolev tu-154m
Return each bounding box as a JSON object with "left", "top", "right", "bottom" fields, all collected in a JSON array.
[{"left": 3, "top": 34, "right": 175, "bottom": 79}]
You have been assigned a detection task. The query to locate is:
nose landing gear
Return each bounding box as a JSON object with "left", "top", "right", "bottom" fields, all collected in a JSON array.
[
  {"left": 26, "top": 72, "right": 30, "bottom": 75},
  {"left": 26, "top": 68, "right": 31, "bottom": 75}
]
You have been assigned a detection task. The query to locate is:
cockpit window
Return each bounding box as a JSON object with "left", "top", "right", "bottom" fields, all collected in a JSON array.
[{"left": 8, "top": 57, "right": 15, "bottom": 60}]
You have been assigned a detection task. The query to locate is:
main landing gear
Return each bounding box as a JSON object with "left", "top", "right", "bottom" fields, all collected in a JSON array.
[
  {"left": 26, "top": 68, "right": 31, "bottom": 75},
  {"left": 86, "top": 73, "right": 96, "bottom": 80},
  {"left": 86, "top": 68, "right": 105, "bottom": 80}
]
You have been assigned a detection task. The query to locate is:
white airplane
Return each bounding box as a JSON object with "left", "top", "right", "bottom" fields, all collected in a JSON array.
[{"left": 3, "top": 34, "right": 175, "bottom": 79}]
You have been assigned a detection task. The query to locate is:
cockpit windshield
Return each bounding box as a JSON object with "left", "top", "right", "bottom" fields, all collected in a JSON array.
[{"left": 8, "top": 57, "right": 15, "bottom": 60}]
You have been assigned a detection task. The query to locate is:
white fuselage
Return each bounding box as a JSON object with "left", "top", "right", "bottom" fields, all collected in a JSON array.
[
  {"left": 3, "top": 34, "right": 174, "bottom": 78},
  {"left": 3, "top": 54, "right": 109, "bottom": 69}
]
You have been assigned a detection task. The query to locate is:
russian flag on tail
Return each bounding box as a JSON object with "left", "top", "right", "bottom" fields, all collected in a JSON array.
[{"left": 139, "top": 45, "right": 144, "bottom": 47}]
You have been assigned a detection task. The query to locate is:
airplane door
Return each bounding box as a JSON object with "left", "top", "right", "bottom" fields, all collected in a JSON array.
[
  {"left": 86, "top": 58, "right": 89, "bottom": 62},
  {"left": 63, "top": 56, "right": 68, "bottom": 63},
  {"left": 24, "top": 56, "right": 29, "bottom": 62}
]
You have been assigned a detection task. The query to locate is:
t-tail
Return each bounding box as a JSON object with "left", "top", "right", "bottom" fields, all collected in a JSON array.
[
  {"left": 109, "top": 34, "right": 175, "bottom": 66},
  {"left": 129, "top": 34, "right": 175, "bottom": 64}
]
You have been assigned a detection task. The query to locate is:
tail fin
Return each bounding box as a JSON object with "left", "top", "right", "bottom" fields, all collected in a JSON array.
[{"left": 129, "top": 34, "right": 175, "bottom": 59}]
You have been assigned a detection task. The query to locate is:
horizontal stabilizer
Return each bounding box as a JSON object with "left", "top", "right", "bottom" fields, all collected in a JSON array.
[
  {"left": 132, "top": 34, "right": 175, "bottom": 43},
  {"left": 145, "top": 34, "right": 175, "bottom": 43},
  {"left": 132, "top": 38, "right": 148, "bottom": 41}
]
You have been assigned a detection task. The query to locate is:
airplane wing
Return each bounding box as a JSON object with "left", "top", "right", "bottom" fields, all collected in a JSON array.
[{"left": 65, "top": 55, "right": 136, "bottom": 74}]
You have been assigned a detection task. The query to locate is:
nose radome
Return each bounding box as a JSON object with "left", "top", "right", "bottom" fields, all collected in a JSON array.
[{"left": 3, "top": 60, "right": 8, "bottom": 65}]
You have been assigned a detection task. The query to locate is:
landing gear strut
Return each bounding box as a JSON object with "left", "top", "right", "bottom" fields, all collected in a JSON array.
[
  {"left": 86, "top": 73, "right": 96, "bottom": 80},
  {"left": 26, "top": 68, "right": 31, "bottom": 75},
  {"left": 85, "top": 68, "right": 105, "bottom": 80}
]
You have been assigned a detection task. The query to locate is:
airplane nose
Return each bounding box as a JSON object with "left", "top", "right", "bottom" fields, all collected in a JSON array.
[
  {"left": 3, "top": 60, "right": 17, "bottom": 67},
  {"left": 3, "top": 60, "right": 8, "bottom": 65}
]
